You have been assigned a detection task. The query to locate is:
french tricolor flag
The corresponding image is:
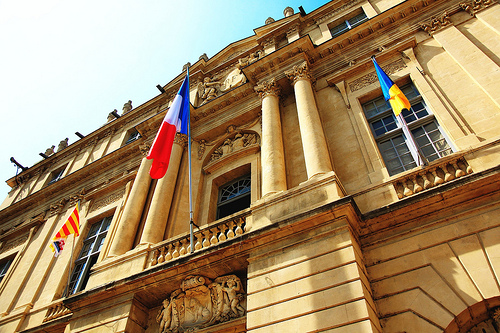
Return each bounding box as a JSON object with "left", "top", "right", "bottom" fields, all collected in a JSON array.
[{"left": 147, "top": 72, "right": 190, "bottom": 179}]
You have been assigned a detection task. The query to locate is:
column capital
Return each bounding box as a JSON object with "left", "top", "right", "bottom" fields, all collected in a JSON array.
[
  {"left": 174, "top": 133, "right": 188, "bottom": 149},
  {"left": 254, "top": 77, "right": 281, "bottom": 99},
  {"left": 285, "top": 61, "right": 312, "bottom": 85}
]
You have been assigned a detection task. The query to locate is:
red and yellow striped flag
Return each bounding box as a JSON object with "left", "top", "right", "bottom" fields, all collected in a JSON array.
[
  {"left": 54, "top": 203, "right": 80, "bottom": 238},
  {"left": 50, "top": 203, "right": 80, "bottom": 257}
]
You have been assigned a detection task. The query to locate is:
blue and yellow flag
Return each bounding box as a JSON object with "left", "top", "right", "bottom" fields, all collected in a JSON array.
[{"left": 371, "top": 56, "right": 411, "bottom": 116}]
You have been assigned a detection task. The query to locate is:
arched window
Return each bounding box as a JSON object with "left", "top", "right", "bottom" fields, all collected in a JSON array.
[{"left": 216, "top": 175, "right": 251, "bottom": 219}]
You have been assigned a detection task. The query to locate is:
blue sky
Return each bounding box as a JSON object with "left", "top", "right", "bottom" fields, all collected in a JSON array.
[{"left": 0, "top": 0, "right": 327, "bottom": 197}]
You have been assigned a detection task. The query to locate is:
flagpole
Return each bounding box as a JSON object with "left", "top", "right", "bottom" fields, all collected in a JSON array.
[
  {"left": 397, "top": 114, "right": 428, "bottom": 166},
  {"left": 187, "top": 66, "right": 195, "bottom": 254},
  {"left": 64, "top": 200, "right": 80, "bottom": 298}
]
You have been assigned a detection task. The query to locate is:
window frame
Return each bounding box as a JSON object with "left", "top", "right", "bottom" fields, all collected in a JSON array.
[
  {"left": 362, "top": 83, "right": 454, "bottom": 176},
  {"left": 124, "top": 128, "right": 141, "bottom": 145},
  {"left": 67, "top": 216, "right": 112, "bottom": 295},
  {"left": 216, "top": 174, "right": 251, "bottom": 220},
  {"left": 329, "top": 10, "right": 368, "bottom": 38},
  {"left": 46, "top": 165, "right": 67, "bottom": 186},
  {"left": 0, "top": 256, "right": 14, "bottom": 284}
]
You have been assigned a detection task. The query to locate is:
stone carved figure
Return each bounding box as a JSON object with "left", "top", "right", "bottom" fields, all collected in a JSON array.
[
  {"left": 209, "top": 132, "right": 260, "bottom": 162},
  {"left": 156, "top": 274, "right": 245, "bottom": 332},
  {"left": 197, "top": 77, "right": 221, "bottom": 105},
  {"left": 44, "top": 145, "right": 55, "bottom": 156},
  {"left": 122, "top": 100, "right": 132, "bottom": 114},
  {"left": 236, "top": 50, "right": 264, "bottom": 69},
  {"left": 57, "top": 138, "right": 68, "bottom": 152}
]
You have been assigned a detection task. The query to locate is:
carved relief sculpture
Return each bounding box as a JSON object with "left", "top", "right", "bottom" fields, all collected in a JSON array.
[
  {"left": 156, "top": 274, "right": 245, "bottom": 332},
  {"left": 197, "top": 77, "right": 221, "bottom": 105},
  {"left": 210, "top": 132, "right": 259, "bottom": 162}
]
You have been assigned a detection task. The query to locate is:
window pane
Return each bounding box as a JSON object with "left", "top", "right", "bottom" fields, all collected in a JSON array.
[
  {"left": 411, "top": 122, "right": 452, "bottom": 161},
  {"left": 68, "top": 215, "right": 111, "bottom": 295},
  {"left": 379, "top": 136, "right": 416, "bottom": 175},
  {"left": 330, "top": 22, "right": 348, "bottom": 37},
  {"left": 348, "top": 12, "right": 368, "bottom": 27}
]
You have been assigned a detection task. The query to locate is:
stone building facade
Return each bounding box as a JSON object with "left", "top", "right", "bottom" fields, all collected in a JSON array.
[{"left": 1, "top": 0, "right": 500, "bottom": 332}]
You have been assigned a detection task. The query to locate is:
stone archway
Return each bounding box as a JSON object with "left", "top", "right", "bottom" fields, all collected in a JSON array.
[{"left": 445, "top": 297, "right": 500, "bottom": 333}]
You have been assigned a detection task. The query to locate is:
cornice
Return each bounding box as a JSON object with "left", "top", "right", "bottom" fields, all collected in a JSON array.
[
  {"left": 6, "top": 98, "right": 162, "bottom": 189},
  {"left": 0, "top": 140, "right": 143, "bottom": 222}
]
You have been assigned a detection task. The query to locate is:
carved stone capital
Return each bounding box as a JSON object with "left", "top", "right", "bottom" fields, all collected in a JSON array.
[
  {"left": 173, "top": 133, "right": 188, "bottom": 149},
  {"left": 254, "top": 78, "right": 281, "bottom": 99},
  {"left": 285, "top": 61, "right": 313, "bottom": 85}
]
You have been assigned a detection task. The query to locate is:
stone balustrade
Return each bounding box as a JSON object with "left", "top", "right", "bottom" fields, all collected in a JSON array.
[
  {"left": 43, "top": 301, "right": 71, "bottom": 323},
  {"left": 392, "top": 156, "right": 473, "bottom": 199},
  {"left": 148, "top": 210, "right": 249, "bottom": 268}
]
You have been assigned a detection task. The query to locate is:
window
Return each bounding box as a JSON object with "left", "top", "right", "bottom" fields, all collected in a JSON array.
[
  {"left": 216, "top": 175, "right": 251, "bottom": 219},
  {"left": 330, "top": 11, "right": 368, "bottom": 38},
  {"left": 124, "top": 129, "right": 141, "bottom": 145},
  {"left": 363, "top": 83, "right": 453, "bottom": 176},
  {"left": 67, "top": 216, "right": 112, "bottom": 295},
  {"left": 0, "top": 257, "right": 14, "bottom": 284},
  {"left": 46, "top": 166, "right": 66, "bottom": 186}
]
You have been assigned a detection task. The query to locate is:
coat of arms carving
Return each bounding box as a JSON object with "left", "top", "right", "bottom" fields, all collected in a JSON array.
[{"left": 156, "top": 274, "right": 245, "bottom": 332}]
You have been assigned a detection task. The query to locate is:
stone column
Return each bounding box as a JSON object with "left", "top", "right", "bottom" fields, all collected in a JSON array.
[
  {"left": 139, "top": 134, "right": 187, "bottom": 245},
  {"left": 285, "top": 61, "right": 333, "bottom": 179},
  {"left": 108, "top": 144, "right": 153, "bottom": 257},
  {"left": 255, "top": 78, "right": 287, "bottom": 197}
]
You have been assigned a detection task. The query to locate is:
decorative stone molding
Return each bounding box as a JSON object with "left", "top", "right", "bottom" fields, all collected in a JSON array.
[
  {"left": 392, "top": 157, "right": 472, "bottom": 199},
  {"left": 315, "top": 0, "right": 361, "bottom": 24},
  {"left": 460, "top": 0, "right": 494, "bottom": 16},
  {"left": 285, "top": 61, "right": 313, "bottom": 85},
  {"left": 254, "top": 77, "right": 281, "bottom": 99},
  {"left": 139, "top": 143, "right": 151, "bottom": 157},
  {"left": 209, "top": 132, "right": 260, "bottom": 163},
  {"left": 261, "top": 36, "right": 276, "bottom": 49},
  {"left": 149, "top": 211, "right": 248, "bottom": 268},
  {"left": 349, "top": 59, "right": 407, "bottom": 92},
  {"left": 236, "top": 50, "right": 264, "bottom": 69},
  {"left": 286, "top": 24, "right": 300, "bottom": 38},
  {"left": 197, "top": 140, "right": 207, "bottom": 160},
  {"left": 68, "top": 188, "right": 85, "bottom": 206},
  {"left": 156, "top": 274, "right": 245, "bottom": 332},
  {"left": 0, "top": 234, "right": 29, "bottom": 254},
  {"left": 88, "top": 188, "right": 125, "bottom": 213},
  {"left": 420, "top": 12, "right": 452, "bottom": 35},
  {"left": 43, "top": 302, "right": 71, "bottom": 323},
  {"left": 48, "top": 198, "right": 68, "bottom": 217}
]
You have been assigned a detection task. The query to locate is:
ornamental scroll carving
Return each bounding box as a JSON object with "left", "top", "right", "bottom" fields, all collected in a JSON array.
[
  {"left": 156, "top": 274, "right": 245, "bottom": 333},
  {"left": 210, "top": 132, "right": 259, "bottom": 163},
  {"left": 285, "top": 61, "right": 313, "bottom": 84},
  {"left": 460, "top": 0, "right": 494, "bottom": 16},
  {"left": 349, "top": 59, "right": 407, "bottom": 92},
  {"left": 420, "top": 12, "right": 452, "bottom": 35},
  {"left": 254, "top": 77, "right": 281, "bottom": 99}
]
